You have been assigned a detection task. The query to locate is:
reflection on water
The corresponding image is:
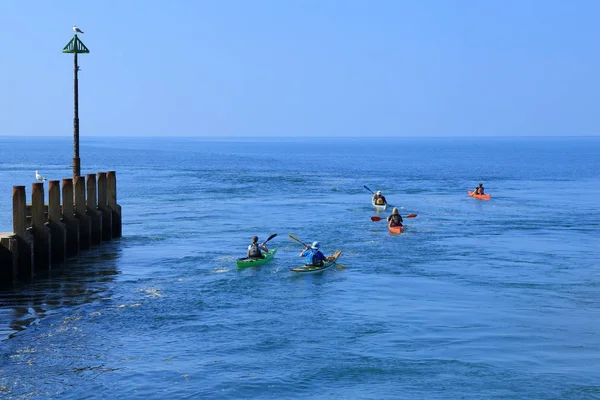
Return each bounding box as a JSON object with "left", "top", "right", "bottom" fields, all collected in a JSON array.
[{"left": 0, "top": 244, "right": 121, "bottom": 341}]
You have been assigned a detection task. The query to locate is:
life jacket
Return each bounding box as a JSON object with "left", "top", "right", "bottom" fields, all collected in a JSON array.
[
  {"left": 306, "top": 249, "right": 325, "bottom": 267},
  {"left": 375, "top": 196, "right": 385, "bottom": 205},
  {"left": 390, "top": 214, "right": 402, "bottom": 226},
  {"left": 248, "top": 243, "right": 262, "bottom": 258}
]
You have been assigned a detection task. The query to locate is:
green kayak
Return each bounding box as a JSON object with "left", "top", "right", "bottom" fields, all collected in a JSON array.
[{"left": 236, "top": 248, "right": 277, "bottom": 268}]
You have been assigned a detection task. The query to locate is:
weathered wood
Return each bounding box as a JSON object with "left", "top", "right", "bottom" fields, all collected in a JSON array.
[
  {"left": 107, "top": 171, "right": 122, "bottom": 238},
  {"left": 97, "top": 172, "right": 112, "bottom": 241},
  {"left": 86, "top": 173, "right": 102, "bottom": 245},
  {"left": 4, "top": 168, "right": 120, "bottom": 285},
  {"left": 62, "top": 179, "right": 80, "bottom": 258},
  {"left": 31, "top": 183, "right": 52, "bottom": 272},
  {"left": 25, "top": 204, "right": 47, "bottom": 223},
  {"left": 13, "top": 186, "right": 27, "bottom": 237},
  {"left": 74, "top": 176, "right": 91, "bottom": 250},
  {"left": 12, "top": 186, "right": 34, "bottom": 280},
  {"left": 48, "top": 180, "right": 67, "bottom": 265},
  {"left": 0, "top": 235, "right": 11, "bottom": 282},
  {"left": 0, "top": 234, "right": 18, "bottom": 285}
]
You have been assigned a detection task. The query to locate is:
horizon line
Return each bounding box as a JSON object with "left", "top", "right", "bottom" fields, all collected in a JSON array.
[{"left": 0, "top": 134, "right": 598, "bottom": 139}]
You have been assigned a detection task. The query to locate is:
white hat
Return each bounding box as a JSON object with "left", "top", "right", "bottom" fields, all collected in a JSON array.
[{"left": 311, "top": 241, "right": 320, "bottom": 249}]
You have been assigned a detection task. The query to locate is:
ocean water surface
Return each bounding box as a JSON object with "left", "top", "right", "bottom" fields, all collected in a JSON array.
[{"left": 0, "top": 136, "right": 599, "bottom": 399}]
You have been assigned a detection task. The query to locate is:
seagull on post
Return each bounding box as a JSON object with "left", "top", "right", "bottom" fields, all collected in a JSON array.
[
  {"left": 35, "top": 171, "right": 47, "bottom": 182},
  {"left": 72, "top": 25, "right": 84, "bottom": 34}
]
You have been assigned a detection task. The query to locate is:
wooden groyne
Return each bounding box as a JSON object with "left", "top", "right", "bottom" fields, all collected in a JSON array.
[{"left": 0, "top": 171, "right": 121, "bottom": 285}]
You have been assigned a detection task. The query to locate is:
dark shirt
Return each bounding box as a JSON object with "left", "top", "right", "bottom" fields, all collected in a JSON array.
[{"left": 387, "top": 214, "right": 403, "bottom": 226}]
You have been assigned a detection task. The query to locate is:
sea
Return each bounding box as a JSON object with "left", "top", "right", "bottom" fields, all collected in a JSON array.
[{"left": 0, "top": 136, "right": 599, "bottom": 399}]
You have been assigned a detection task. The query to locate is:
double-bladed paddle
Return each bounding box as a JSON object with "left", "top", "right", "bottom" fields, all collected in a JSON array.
[
  {"left": 261, "top": 233, "right": 277, "bottom": 246},
  {"left": 370, "top": 214, "right": 417, "bottom": 222},
  {"left": 288, "top": 233, "right": 309, "bottom": 248},
  {"left": 288, "top": 234, "right": 348, "bottom": 268},
  {"left": 364, "top": 185, "right": 396, "bottom": 208}
]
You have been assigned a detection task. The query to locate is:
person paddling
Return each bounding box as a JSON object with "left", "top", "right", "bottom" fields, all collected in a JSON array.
[
  {"left": 387, "top": 207, "right": 403, "bottom": 227},
  {"left": 247, "top": 236, "right": 268, "bottom": 259},
  {"left": 473, "top": 183, "right": 484, "bottom": 195},
  {"left": 372, "top": 190, "right": 387, "bottom": 206},
  {"left": 299, "top": 241, "right": 326, "bottom": 268}
]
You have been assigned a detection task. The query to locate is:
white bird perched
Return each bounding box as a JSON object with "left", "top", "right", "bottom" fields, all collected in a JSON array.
[
  {"left": 72, "top": 25, "right": 84, "bottom": 34},
  {"left": 35, "top": 170, "right": 47, "bottom": 182}
]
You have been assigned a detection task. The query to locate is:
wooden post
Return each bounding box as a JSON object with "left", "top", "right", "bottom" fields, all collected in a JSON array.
[
  {"left": 0, "top": 235, "right": 18, "bottom": 285},
  {"left": 0, "top": 239, "right": 9, "bottom": 283},
  {"left": 86, "top": 173, "right": 102, "bottom": 245},
  {"left": 13, "top": 187, "right": 27, "bottom": 237},
  {"left": 48, "top": 180, "right": 67, "bottom": 264},
  {"left": 97, "top": 172, "right": 112, "bottom": 241},
  {"left": 12, "top": 186, "right": 34, "bottom": 280},
  {"left": 74, "top": 176, "right": 91, "bottom": 250},
  {"left": 107, "top": 171, "right": 122, "bottom": 238},
  {"left": 62, "top": 179, "right": 80, "bottom": 258},
  {"left": 31, "top": 183, "right": 51, "bottom": 272}
]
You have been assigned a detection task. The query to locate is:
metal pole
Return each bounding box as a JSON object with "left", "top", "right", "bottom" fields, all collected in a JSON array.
[{"left": 73, "top": 50, "right": 80, "bottom": 179}]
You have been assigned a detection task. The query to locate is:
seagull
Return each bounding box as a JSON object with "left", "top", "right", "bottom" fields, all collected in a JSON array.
[
  {"left": 72, "top": 25, "right": 84, "bottom": 34},
  {"left": 35, "top": 170, "right": 47, "bottom": 182}
]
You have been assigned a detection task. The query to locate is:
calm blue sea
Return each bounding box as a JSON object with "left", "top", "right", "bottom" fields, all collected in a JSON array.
[{"left": 0, "top": 136, "right": 599, "bottom": 399}]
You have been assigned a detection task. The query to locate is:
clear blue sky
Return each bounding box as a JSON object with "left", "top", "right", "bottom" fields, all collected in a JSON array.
[{"left": 1, "top": 0, "right": 598, "bottom": 137}]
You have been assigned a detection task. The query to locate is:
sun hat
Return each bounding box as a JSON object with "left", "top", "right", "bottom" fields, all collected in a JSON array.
[{"left": 311, "top": 241, "right": 320, "bottom": 249}]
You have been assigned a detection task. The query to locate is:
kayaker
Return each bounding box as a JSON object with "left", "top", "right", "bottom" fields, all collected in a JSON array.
[
  {"left": 474, "top": 183, "right": 484, "bottom": 195},
  {"left": 373, "top": 190, "right": 387, "bottom": 206},
  {"left": 300, "top": 241, "right": 326, "bottom": 267},
  {"left": 387, "top": 208, "right": 403, "bottom": 227},
  {"left": 247, "top": 236, "right": 268, "bottom": 259}
]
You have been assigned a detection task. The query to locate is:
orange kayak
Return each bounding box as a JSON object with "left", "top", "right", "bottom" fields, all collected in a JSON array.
[
  {"left": 388, "top": 222, "right": 403, "bottom": 234},
  {"left": 468, "top": 190, "right": 491, "bottom": 200}
]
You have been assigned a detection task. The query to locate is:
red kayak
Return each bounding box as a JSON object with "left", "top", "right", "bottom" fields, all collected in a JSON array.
[
  {"left": 468, "top": 190, "right": 490, "bottom": 200},
  {"left": 388, "top": 222, "right": 403, "bottom": 234}
]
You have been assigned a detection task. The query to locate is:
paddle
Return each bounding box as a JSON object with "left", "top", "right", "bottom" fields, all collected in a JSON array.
[
  {"left": 288, "top": 233, "right": 309, "bottom": 248},
  {"left": 288, "top": 234, "right": 348, "bottom": 268},
  {"left": 261, "top": 233, "right": 277, "bottom": 246},
  {"left": 370, "top": 214, "right": 417, "bottom": 222},
  {"left": 363, "top": 185, "right": 376, "bottom": 194},
  {"left": 363, "top": 185, "right": 395, "bottom": 208}
]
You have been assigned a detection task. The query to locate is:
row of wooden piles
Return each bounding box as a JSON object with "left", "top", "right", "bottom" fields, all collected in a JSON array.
[{"left": 0, "top": 171, "right": 122, "bottom": 285}]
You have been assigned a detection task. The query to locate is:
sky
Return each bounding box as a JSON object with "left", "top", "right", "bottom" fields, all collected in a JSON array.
[{"left": 0, "top": 0, "right": 598, "bottom": 137}]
